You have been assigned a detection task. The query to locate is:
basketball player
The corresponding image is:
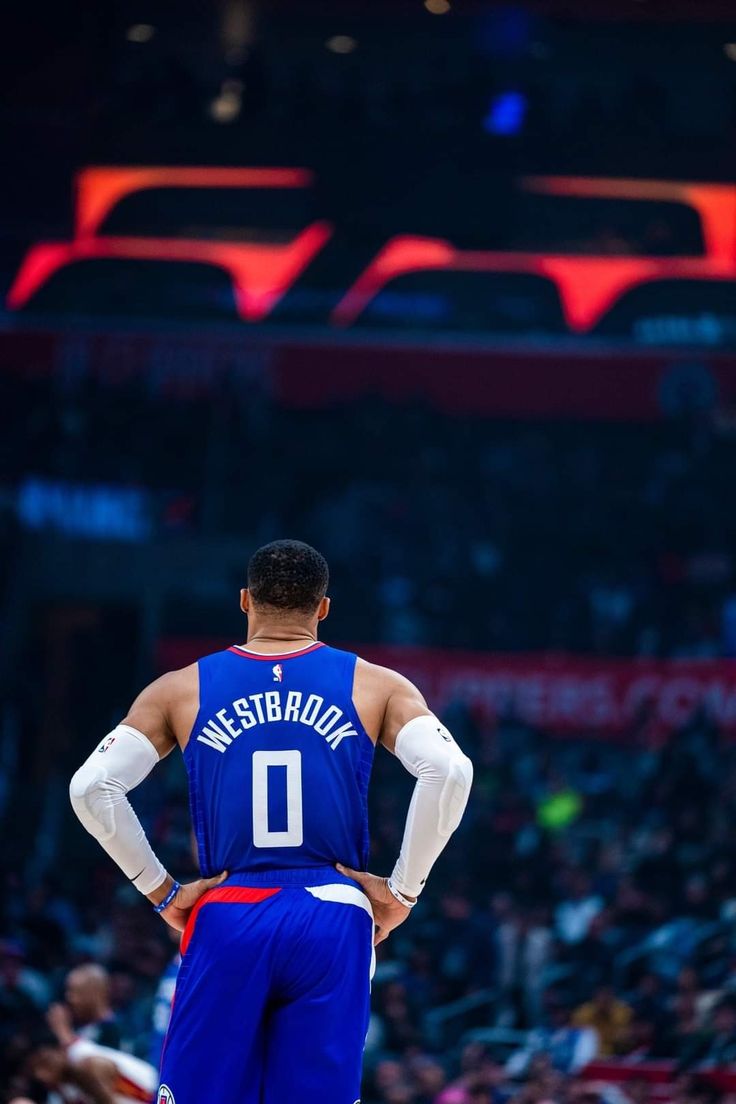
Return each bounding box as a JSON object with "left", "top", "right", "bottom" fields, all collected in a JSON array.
[
  {"left": 13, "top": 1031, "right": 157, "bottom": 1103},
  {"left": 69, "top": 540, "right": 473, "bottom": 1104}
]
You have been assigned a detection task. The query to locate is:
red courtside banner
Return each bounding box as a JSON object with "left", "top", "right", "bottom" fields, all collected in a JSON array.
[{"left": 157, "top": 640, "right": 736, "bottom": 739}]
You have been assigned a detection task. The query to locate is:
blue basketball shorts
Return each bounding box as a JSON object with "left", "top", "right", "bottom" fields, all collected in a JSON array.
[{"left": 156, "top": 873, "right": 374, "bottom": 1104}]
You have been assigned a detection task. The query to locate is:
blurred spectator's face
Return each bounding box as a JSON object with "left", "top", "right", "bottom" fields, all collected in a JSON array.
[
  {"left": 110, "top": 969, "right": 136, "bottom": 1008},
  {"left": 674, "top": 994, "right": 697, "bottom": 1026},
  {"left": 65, "top": 967, "right": 108, "bottom": 1021},
  {"left": 714, "top": 1005, "right": 736, "bottom": 1034},
  {"left": 0, "top": 952, "right": 22, "bottom": 986},
  {"left": 490, "top": 892, "right": 513, "bottom": 920},
  {"left": 678, "top": 967, "right": 698, "bottom": 991},
  {"left": 384, "top": 1088, "right": 414, "bottom": 1104},
  {"left": 441, "top": 893, "right": 472, "bottom": 919},
  {"left": 549, "top": 1004, "right": 570, "bottom": 1029},
  {"left": 593, "top": 986, "right": 614, "bottom": 1009},
  {"left": 638, "top": 973, "right": 660, "bottom": 996},
  {"left": 413, "top": 1060, "right": 446, "bottom": 1093},
  {"left": 374, "top": 1059, "right": 405, "bottom": 1090},
  {"left": 629, "top": 1018, "right": 655, "bottom": 1050},
  {"left": 461, "top": 1042, "right": 489, "bottom": 1073}
]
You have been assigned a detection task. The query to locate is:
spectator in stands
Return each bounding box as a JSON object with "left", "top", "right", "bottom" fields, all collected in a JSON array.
[
  {"left": 694, "top": 998, "right": 736, "bottom": 1069},
  {"left": 59, "top": 964, "right": 120, "bottom": 1049},
  {"left": 506, "top": 995, "right": 599, "bottom": 1076},
  {"left": 571, "top": 986, "right": 633, "bottom": 1057},
  {"left": 555, "top": 871, "right": 604, "bottom": 946}
]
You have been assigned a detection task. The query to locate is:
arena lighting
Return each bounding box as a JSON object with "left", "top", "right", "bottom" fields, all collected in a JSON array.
[
  {"left": 326, "top": 35, "right": 357, "bottom": 53},
  {"left": 330, "top": 235, "right": 736, "bottom": 332},
  {"left": 6, "top": 224, "right": 333, "bottom": 322},
  {"left": 724, "top": 43, "right": 736, "bottom": 61},
  {"left": 484, "top": 91, "right": 527, "bottom": 135},
  {"left": 210, "top": 80, "right": 243, "bottom": 124},
  {"left": 74, "top": 166, "right": 314, "bottom": 239},
  {"left": 126, "top": 24, "right": 155, "bottom": 42},
  {"left": 424, "top": 0, "right": 451, "bottom": 14}
]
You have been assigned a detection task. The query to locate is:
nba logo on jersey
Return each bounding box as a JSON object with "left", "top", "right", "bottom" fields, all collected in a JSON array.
[
  {"left": 272, "top": 663, "right": 283, "bottom": 682},
  {"left": 157, "top": 1087, "right": 175, "bottom": 1103}
]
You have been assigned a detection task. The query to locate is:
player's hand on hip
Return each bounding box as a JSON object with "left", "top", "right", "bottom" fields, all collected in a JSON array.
[
  {"left": 160, "top": 872, "right": 229, "bottom": 933},
  {"left": 336, "top": 863, "right": 413, "bottom": 945}
]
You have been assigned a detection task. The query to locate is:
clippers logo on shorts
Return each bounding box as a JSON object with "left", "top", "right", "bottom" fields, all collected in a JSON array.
[
  {"left": 273, "top": 663, "right": 283, "bottom": 683},
  {"left": 157, "top": 1086, "right": 175, "bottom": 1104},
  {"left": 98, "top": 735, "right": 116, "bottom": 753}
]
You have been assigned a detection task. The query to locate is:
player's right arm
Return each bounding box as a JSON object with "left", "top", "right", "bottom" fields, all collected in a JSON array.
[
  {"left": 69, "top": 666, "right": 226, "bottom": 931},
  {"left": 339, "top": 662, "right": 473, "bottom": 943}
]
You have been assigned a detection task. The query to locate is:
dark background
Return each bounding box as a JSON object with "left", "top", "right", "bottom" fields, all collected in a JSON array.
[{"left": 4, "top": 3, "right": 736, "bottom": 1102}]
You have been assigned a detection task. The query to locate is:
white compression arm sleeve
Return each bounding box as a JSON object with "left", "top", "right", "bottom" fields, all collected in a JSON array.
[
  {"left": 390, "top": 714, "right": 473, "bottom": 898},
  {"left": 69, "top": 725, "right": 167, "bottom": 896}
]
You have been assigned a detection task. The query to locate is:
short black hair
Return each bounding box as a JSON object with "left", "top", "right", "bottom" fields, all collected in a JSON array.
[{"left": 247, "top": 540, "right": 329, "bottom": 613}]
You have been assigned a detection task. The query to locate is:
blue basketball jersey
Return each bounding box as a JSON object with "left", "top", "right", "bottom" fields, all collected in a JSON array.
[{"left": 184, "top": 642, "right": 375, "bottom": 879}]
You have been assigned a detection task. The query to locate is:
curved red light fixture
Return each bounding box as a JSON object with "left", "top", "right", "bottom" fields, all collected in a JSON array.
[
  {"left": 331, "top": 236, "right": 735, "bottom": 332},
  {"left": 7, "top": 224, "right": 333, "bottom": 322},
  {"left": 75, "top": 166, "right": 314, "bottom": 238}
]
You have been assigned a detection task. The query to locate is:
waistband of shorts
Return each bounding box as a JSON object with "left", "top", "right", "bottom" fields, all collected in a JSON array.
[{"left": 222, "top": 865, "right": 360, "bottom": 888}]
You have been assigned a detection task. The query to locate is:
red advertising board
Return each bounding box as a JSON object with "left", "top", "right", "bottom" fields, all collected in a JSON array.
[
  {"left": 157, "top": 639, "right": 736, "bottom": 739},
  {"left": 5, "top": 328, "right": 736, "bottom": 421}
]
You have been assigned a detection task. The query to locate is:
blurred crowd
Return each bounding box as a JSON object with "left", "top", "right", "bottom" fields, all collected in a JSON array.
[
  {"left": 4, "top": 697, "right": 736, "bottom": 1101},
  {"left": 4, "top": 378, "right": 736, "bottom": 657}
]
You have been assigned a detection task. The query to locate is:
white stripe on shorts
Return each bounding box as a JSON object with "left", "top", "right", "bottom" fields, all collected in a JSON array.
[{"left": 304, "top": 882, "right": 373, "bottom": 920}]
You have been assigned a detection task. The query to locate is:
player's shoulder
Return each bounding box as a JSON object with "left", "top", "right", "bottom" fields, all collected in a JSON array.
[
  {"left": 354, "top": 655, "right": 422, "bottom": 698},
  {"left": 351, "top": 656, "right": 429, "bottom": 744},
  {"left": 150, "top": 662, "right": 199, "bottom": 698}
]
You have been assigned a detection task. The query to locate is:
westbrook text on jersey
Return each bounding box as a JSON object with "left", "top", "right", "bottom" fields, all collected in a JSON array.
[
  {"left": 196, "top": 690, "right": 359, "bottom": 753},
  {"left": 186, "top": 643, "right": 374, "bottom": 878}
]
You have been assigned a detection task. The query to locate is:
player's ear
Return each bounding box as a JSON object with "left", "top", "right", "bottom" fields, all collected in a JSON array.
[
  {"left": 240, "top": 589, "right": 250, "bottom": 614},
  {"left": 317, "top": 596, "right": 330, "bottom": 622}
]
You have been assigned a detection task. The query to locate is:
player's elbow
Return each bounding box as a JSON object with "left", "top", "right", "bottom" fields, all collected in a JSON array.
[
  {"left": 69, "top": 767, "right": 115, "bottom": 840},
  {"left": 437, "top": 747, "right": 472, "bottom": 836},
  {"left": 395, "top": 715, "right": 473, "bottom": 835},
  {"left": 69, "top": 766, "right": 92, "bottom": 812},
  {"left": 69, "top": 765, "right": 103, "bottom": 808}
]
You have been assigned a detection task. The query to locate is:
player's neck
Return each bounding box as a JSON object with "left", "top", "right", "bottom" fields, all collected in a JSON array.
[{"left": 245, "top": 617, "right": 319, "bottom": 652}]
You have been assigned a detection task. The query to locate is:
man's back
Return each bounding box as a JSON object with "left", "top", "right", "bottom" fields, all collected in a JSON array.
[
  {"left": 70, "top": 539, "right": 472, "bottom": 1104},
  {"left": 187, "top": 641, "right": 374, "bottom": 879}
]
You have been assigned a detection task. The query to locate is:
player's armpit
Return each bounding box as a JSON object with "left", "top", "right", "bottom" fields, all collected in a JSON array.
[
  {"left": 122, "top": 664, "right": 199, "bottom": 755},
  {"left": 352, "top": 660, "right": 431, "bottom": 750},
  {"left": 380, "top": 670, "right": 433, "bottom": 753}
]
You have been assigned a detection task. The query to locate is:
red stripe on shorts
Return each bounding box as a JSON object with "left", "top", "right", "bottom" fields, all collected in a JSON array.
[{"left": 181, "top": 886, "right": 281, "bottom": 955}]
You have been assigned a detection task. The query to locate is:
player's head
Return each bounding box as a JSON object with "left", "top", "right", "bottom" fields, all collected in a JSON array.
[
  {"left": 65, "top": 963, "right": 110, "bottom": 1021},
  {"left": 243, "top": 540, "right": 330, "bottom": 621}
]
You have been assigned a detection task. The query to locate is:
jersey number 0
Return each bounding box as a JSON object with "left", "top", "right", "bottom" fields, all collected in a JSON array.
[{"left": 252, "top": 750, "right": 304, "bottom": 848}]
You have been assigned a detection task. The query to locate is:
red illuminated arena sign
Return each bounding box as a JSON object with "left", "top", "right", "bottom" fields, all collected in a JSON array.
[
  {"left": 332, "top": 177, "right": 736, "bottom": 331},
  {"left": 7, "top": 169, "right": 736, "bottom": 330},
  {"left": 8, "top": 166, "right": 332, "bottom": 322}
]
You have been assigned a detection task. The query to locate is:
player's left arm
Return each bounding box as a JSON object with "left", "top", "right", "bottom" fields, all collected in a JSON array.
[
  {"left": 69, "top": 667, "right": 226, "bottom": 930},
  {"left": 70, "top": 1056, "right": 119, "bottom": 1104},
  {"left": 339, "top": 663, "right": 473, "bottom": 943}
]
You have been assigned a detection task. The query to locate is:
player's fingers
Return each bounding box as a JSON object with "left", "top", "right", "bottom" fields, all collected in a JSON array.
[
  {"left": 201, "top": 870, "right": 229, "bottom": 890},
  {"left": 335, "top": 862, "right": 364, "bottom": 884}
]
